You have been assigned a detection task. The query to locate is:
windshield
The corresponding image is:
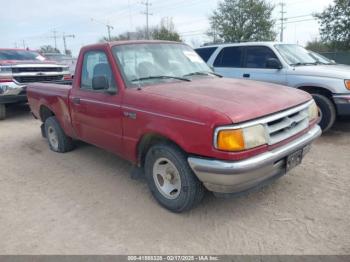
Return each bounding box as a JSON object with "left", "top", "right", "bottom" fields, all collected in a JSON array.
[
  {"left": 112, "top": 43, "right": 212, "bottom": 87},
  {"left": 275, "top": 44, "right": 317, "bottom": 66},
  {"left": 44, "top": 54, "right": 71, "bottom": 61},
  {"left": 308, "top": 51, "right": 335, "bottom": 65},
  {"left": 0, "top": 50, "right": 46, "bottom": 61}
]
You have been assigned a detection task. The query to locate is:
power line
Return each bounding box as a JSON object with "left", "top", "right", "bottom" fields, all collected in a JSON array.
[{"left": 141, "top": 0, "right": 153, "bottom": 40}]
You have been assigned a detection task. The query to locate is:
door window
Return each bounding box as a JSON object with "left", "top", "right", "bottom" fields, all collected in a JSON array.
[
  {"left": 213, "top": 47, "right": 243, "bottom": 67},
  {"left": 244, "top": 46, "right": 279, "bottom": 69},
  {"left": 81, "top": 51, "right": 117, "bottom": 91},
  {"left": 195, "top": 47, "right": 218, "bottom": 62}
]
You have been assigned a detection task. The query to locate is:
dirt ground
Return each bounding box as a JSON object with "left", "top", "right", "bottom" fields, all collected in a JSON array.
[{"left": 0, "top": 104, "right": 349, "bottom": 255}]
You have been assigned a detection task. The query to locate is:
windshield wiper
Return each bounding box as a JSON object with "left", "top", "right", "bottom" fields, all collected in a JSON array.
[
  {"left": 183, "top": 71, "right": 223, "bottom": 78},
  {"left": 290, "top": 62, "right": 318, "bottom": 66},
  {"left": 131, "top": 75, "right": 191, "bottom": 82}
]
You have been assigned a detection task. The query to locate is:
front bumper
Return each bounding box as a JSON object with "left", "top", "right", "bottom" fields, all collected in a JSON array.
[
  {"left": 188, "top": 125, "right": 322, "bottom": 193},
  {"left": 333, "top": 94, "right": 350, "bottom": 116},
  {"left": 0, "top": 82, "right": 27, "bottom": 104}
]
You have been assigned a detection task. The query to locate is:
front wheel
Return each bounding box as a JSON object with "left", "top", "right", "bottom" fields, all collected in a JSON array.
[
  {"left": 0, "top": 104, "right": 6, "bottom": 120},
  {"left": 144, "top": 143, "right": 205, "bottom": 212},
  {"left": 312, "top": 94, "right": 336, "bottom": 132}
]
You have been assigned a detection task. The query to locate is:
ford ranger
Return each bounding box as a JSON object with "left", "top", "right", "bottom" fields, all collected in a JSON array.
[
  {"left": 0, "top": 48, "right": 71, "bottom": 119},
  {"left": 27, "top": 41, "right": 321, "bottom": 212}
]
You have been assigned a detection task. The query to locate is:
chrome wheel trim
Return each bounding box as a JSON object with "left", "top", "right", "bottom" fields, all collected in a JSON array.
[
  {"left": 153, "top": 157, "right": 181, "bottom": 200},
  {"left": 47, "top": 126, "right": 59, "bottom": 151}
]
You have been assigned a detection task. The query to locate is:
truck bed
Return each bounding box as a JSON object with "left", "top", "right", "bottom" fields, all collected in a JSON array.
[{"left": 27, "top": 81, "right": 75, "bottom": 138}]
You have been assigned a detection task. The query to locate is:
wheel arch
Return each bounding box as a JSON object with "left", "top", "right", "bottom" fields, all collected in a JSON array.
[
  {"left": 39, "top": 105, "right": 55, "bottom": 122},
  {"left": 297, "top": 86, "right": 333, "bottom": 100},
  {"left": 136, "top": 132, "right": 185, "bottom": 168}
]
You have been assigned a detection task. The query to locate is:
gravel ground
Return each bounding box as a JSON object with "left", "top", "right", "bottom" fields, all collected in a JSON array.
[{"left": 0, "top": 104, "right": 349, "bottom": 255}]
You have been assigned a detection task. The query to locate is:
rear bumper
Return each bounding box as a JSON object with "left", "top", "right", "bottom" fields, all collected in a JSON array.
[
  {"left": 0, "top": 82, "right": 26, "bottom": 104},
  {"left": 188, "top": 125, "right": 321, "bottom": 193},
  {"left": 333, "top": 94, "right": 350, "bottom": 116}
]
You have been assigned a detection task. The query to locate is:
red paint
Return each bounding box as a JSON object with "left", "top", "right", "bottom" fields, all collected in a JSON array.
[{"left": 27, "top": 41, "right": 313, "bottom": 164}]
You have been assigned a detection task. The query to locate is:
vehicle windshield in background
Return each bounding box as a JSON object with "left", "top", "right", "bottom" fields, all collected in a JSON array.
[
  {"left": 0, "top": 50, "right": 46, "bottom": 61},
  {"left": 308, "top": 51, "right": 336, "bottom": 65},
  {"left": 112, "top": 43, "right": 213, "bottom": 87},
  {"left": 44, "top": 53, "right": 72, "bottom": 62},
  {"left": 275, "top": 44, "right": 318, "bottom": 66}
]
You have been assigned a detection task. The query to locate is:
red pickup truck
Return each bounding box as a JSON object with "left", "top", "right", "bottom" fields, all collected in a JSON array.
[{"left": 27, "top": 41, "right": 321, "bottom": 212}]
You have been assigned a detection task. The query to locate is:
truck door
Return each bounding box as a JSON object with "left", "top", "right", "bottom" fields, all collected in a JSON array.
[
  {"left": 212, "top": 46, "right": 245, "bottom": 79},
  {"left": 69, "top": 49, "right": 124, "bottom": 156},
  {"left": 240, "top": 46, "right": 287, "bottom": 85}
]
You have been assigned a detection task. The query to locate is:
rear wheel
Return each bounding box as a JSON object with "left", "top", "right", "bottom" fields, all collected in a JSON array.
[
  {"left": 0, "top": 104, "right": 6, "bottom": 120},
  {"left": 312, "top": 94, "right": 336, "bottom": 132},
  {"left": 44, "top": 116, "right": 74, "bottom": 153},
  {"left": 144, "top": 143, "right": 205, "bottom": 212}
]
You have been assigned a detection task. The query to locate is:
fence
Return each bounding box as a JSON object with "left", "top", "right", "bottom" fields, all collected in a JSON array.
[{"left": 320, "top": 51, "right": 350, "bottom": 65}]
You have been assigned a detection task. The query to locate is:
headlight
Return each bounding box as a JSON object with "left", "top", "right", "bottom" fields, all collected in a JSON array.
[
  {"left": 215, "top": 125, "right": 267, "bottom": 151},
  {"left": 308, "top": 100, "right": 318, "bottom": 122},
  {"left": 345, "top": 80, "right": 350, "bottom": 90}
]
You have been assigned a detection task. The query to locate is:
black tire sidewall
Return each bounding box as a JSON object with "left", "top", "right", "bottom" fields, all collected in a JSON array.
[
  {"left": 312, "top": 94, "right": 336, "bottom": 132},
  {"left": 144, "top": 144, "right": 204, "bottom": 212},
  {"left": 0, "top": 104, "right": 6, "bottom": 120},
  {"left": 44, "top": 116, "right": 72, "bottom": 153}
]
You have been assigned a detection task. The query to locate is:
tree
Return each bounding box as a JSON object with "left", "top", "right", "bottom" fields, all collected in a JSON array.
[
  {"left": 208, "top": 0, "right": 276, "bottom": 43},
  {"left": 40, "top": 45, "right": 60, "bottom": 54},
  {"left": 315, "top": 0, "right": 350, "bottom": 50},
  {"left": 306, "top": 39, "right": 331, "bottom": 53},
  {"left": 152, "top": 17, "right": 181, "bottom": 42},
  {"left": 99, "top": 28, "right": 150, "bottom": 43}
]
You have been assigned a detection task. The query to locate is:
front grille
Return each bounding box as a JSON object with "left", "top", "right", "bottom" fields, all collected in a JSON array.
[
  {"left": 14, "top": 75, "right": 63, "bottom": 83},
  {"left": 12, "top": 67, "right": 63, "bottom": 73},
  {"left": 266, "top": 106, "right": 309, "bottom": 145}
]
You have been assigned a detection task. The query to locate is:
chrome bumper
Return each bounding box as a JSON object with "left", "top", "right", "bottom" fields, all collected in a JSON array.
[
  {"left": 188, "top": 125, "right": 322, "bottom": 193},
  {"left": 0, "top": 81, "right": 25, "bottom": 96}
]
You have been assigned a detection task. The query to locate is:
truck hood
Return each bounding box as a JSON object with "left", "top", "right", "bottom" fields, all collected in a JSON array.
[
  {"left": 0, "top": 60, "right": 62, "bottom": 66},
  {"left": 291, "top": 64, "right": 350, "bottom": 79},
  {"left": 143, "top": 78, "right": 311, "bottom": 123}
]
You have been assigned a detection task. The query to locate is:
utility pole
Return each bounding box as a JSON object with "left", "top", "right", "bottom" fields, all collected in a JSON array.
[
  {"left": 22, "top": 40, "right": 26, "bottom": 49},
  {"left": 279, "top": 1, "right": 287, "bottom": 42},
  {"left": 62, "top": 33, "right": 75, "bottom": 55},
  {"left": 51, "top": 30, "right": 58, "bottom": 49},
  {"left": 91, "top": 18, "right": 114, "bottom": 42},
  {"left": 141, "top": 0, "right": 152, "bottom": 39}
]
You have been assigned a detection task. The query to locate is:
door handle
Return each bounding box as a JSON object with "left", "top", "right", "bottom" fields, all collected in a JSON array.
[
  {"left": 243, "top": 73, "right": 250, "bottom": 78},
  {"left": 72, "top": 97, "right": 81, "bottom": 105},
  {"left": 123, "top": 111, "right": 137, "bottom": 120}
]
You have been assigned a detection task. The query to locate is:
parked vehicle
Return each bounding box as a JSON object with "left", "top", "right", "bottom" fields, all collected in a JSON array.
[
  {"left": 41, "top": 53, "right": 77, "bottom": 75},
  {"left": 0, "top": 48, "right": 71, "bottom": 120},
  {"left": 195, "top": 42, "right": 350, "bottom": 131},
  {"left": 27, "top": 41, "right": 321, "bottom": 212}
]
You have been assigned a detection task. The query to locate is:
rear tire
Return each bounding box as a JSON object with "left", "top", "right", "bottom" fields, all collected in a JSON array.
[
  {"left": 312, "top": 94, "right": 336, "bottom": 132},
  {"left": 44, "top": 116, "right": 74, "bottom": 153},
  {"left": 0, "top": 104, "right": 6, "bottom": 120},
  {"left": 144, "top": 143, "right": 205, "bottom": 212}
]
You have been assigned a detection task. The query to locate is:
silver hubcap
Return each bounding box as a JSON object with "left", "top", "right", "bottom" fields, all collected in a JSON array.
[
  {"left": 153, "top": 157, "right": 181, "bottom": 199},
  {"left": 47, "top": 126, "right": 59, "bottom": 150}
]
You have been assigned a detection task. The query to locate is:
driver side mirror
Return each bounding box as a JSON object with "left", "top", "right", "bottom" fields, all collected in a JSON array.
[
  {"left": 92, "top": 75, "right": 109, "bottom": 90},
  {"left": 266, "top": 58, "right": 283, "bottom": 69}
]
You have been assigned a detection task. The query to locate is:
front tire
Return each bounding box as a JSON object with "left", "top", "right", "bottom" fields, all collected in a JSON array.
[
  {"left": 0, "top": 104, "right": 6, "bottom": 120},
  {"left": 312, "top": 94, "right": 336, "bottom": 132},
  {"left": 44, "top": 116, "right": 74, "bottom": 153},
  {"left": 144, "top": 143, "right": 205, "bottom": 212}
]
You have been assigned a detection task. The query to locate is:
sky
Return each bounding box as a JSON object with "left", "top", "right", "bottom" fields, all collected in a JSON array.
[{"left": 0, "top": 0, "right": 334, "bottom": 56}]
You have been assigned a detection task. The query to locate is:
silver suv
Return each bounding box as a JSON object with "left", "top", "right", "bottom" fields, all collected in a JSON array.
[{"left": 195, "top": 42, "right": 350, "bottom": 131}]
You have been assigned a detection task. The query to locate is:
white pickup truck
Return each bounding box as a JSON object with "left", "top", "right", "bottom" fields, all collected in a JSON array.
[
  {"left": 0, "top": 48, "right": 71, "bottom": 120},
  {"left": 195, "top": 42, "right": 350, "bottom": 131}
]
